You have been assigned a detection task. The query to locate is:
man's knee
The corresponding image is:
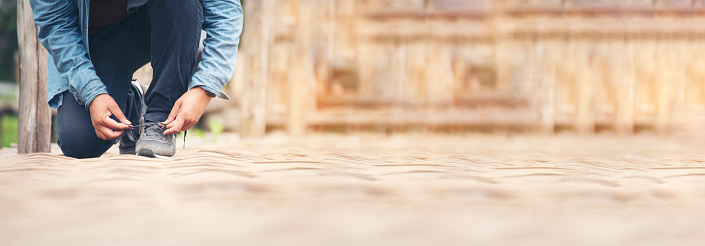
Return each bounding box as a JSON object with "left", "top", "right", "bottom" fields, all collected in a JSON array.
[
  {"left": 55, "top": 92, "right": 115, "bottom": 158},
  {"left": 57, "top": 126, "right": 114, "bottom": 159}
]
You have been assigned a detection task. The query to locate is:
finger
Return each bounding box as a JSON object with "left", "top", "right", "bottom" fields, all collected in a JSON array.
[
  {"left": 164, "top": 116, "right": 185, "bottom": 135},
  {"left": 165, "top": 113, "right": 184, "bottom": 129},
  {"left": 108, "top": 104, "right": 132, "bottom": 126},
  {"left": 97, "top": 123, "right": 124, "bottom": 140},
  {"left": 93, "top": 123, "right": 109, "bottom": 140},
  {"left": 94, "top": 129, "right": 107, "bottom": 140},
  {"left": 102, "top": 117, "right": 131, "bottom": 130},
  {"left": 164, "top": 115, "right": 185, "bottom": 135},
  {"left": 97, "top": 126, "right": 114, "bottom": 139},
  {"left": 181, "top": 124, "right": 193, "bottom": 132},
  {"left": 103, "top": 129, "right": 125, "bottom": 140},
  {"left": 182, "top": 120, "right": 197, "bottom": 131},
  {"left": 163, "top": 100, "right": 182, "bottom": 124}
]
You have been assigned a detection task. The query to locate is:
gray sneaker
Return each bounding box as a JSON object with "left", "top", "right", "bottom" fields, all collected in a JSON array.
[
  {"left": 136, "top": 123, "right": 177, "bottom": 158},
  {"left": 119, "top": 80, "right": 148, "bottom": 155}
]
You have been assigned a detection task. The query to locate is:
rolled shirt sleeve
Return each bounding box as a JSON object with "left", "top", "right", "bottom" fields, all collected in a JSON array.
[
  {"left": 189, "top": 0, "right": 244, "bottom": 99},
  {"left": 30, "top": 0, "right": 107, "bottom": 109}
]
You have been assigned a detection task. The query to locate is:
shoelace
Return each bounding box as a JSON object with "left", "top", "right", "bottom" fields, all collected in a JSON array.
[{"left": 129, "top": 122, "right": 187, "bottom": 149}]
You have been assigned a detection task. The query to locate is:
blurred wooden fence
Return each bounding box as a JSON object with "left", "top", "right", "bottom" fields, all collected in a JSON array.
[{"left": 231, "top": 0, "right": 705, "bottom": 135}]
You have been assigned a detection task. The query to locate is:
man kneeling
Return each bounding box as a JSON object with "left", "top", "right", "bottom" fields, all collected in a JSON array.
[{"left": 29, "top": 0, "right": 243, "bottom": 158}]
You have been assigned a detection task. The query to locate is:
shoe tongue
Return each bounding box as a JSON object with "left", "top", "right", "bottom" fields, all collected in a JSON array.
[{"left": 144, "top": 123, "right": 165, "bottom": 136}]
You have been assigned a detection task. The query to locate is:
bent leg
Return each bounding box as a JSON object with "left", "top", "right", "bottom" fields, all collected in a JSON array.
[
  {"left": 56, "top": 15, "right": 150, "bottom": 158},
  {"left": 56, "top": 92, "right": 115, "bottom": 158},
  {"left": 141, "top": 0, "right": 204, "bottom": 122}
]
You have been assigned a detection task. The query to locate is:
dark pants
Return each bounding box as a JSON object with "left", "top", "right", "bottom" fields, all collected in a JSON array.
[{"left": 56, "top": 0, "right": 203, "bottom": 158}]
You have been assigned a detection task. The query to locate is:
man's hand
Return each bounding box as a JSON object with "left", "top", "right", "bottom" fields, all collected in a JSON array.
[
  {"left": 163, "top": 87, "right": 212, "bottom": 135},
  {"left": 89, "top": 94, "right": 132, "bottom": 140}
]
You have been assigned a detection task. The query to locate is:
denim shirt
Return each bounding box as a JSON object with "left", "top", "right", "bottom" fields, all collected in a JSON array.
[{"left": 29, "top": 0, "right": 243, "bottom": 109}]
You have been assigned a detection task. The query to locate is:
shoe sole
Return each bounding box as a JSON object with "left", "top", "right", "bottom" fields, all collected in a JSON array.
[
  {"left": 120, "top": 150, "right": 136, "bottom": 155},
  {"left": 137, "top": 149, "right": 172, "bottom": 159},
  {"left": 136, "top": 137, "right": 176, "bottom": 159}
]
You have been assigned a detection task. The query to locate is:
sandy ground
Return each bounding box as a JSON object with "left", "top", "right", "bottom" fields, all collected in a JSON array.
[{"left": 1, "top": 132, "right": 705, "bottom": 245}]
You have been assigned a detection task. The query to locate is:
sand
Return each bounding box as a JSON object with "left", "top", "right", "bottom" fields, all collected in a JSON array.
[{"left": 1, "top": 133, "right": 704, "bottom": 245}]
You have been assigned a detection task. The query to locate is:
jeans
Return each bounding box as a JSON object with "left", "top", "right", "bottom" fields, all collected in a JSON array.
[{"left": 56, "top": 0, "right": 203, "bottom": 158}]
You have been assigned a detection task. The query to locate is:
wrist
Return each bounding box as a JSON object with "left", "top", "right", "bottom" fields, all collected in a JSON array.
[
  {"left": 193, "top": 86, "right": 216, "bottom": 98},
  {"left": 88, "top": 93, "right": 110, "bottom": 110}
]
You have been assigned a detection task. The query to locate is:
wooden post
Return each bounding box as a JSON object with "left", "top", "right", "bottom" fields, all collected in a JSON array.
[
  {"left": 575, "top": 40, "right": 595, "bottom": 135},
  {"left": 288, "top": 0, "right": 316, "bottom": 136},
  {"left": 239, "top": 0, "right": 275, "bottom": 138},
  {"left": 655, "top": 47, "right": 673, "bottom": 134},
  {"left": 538, "top": 40, "right": 556, "bottom": 134},
  {"left": 615, "top": 39, "right": 635, "bottom": 135},
  {"left": 17, "top": 0, "right": 51, "bottom": 154}
]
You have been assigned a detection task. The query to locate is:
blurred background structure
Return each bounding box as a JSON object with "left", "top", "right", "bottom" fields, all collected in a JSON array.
[
  {"left": 6, "top": 0, "right": 705, "bottom": 148},
  {"left": 213, "top": 0, "right": 705, "bottom": 137}
]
